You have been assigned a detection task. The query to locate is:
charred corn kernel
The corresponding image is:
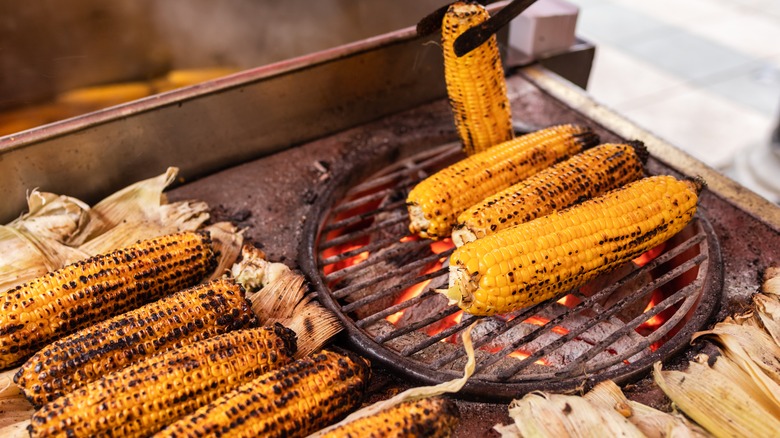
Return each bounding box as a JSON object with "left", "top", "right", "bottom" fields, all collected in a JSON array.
[
  {"left": 443, "top": 1, "right": 514, "bottom": 155},
  {"left": 453, "top": 142, "right": 648, "bottom": 246},
  {"left": 319, "top": 397, "right": 460, "bottom": 438},
  {"left": 446, "top": 175, "right": 703, "bottom": 316},
  {"left": 29, "top": 325, "right": 297, "bottom": 438},
  {"left": 15, "top": 277, "right": 257, "bottom": 407},
  {"left": 0, "top": 231, "right": 217, "bottom": 369},
  {"left": 155, "top": 349, "right": 370, "bottom": 438},
  {"left": 407, "top": 124, "right": 598, "bottom": 240}
]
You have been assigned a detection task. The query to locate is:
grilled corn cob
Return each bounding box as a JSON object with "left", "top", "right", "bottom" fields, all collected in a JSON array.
[
  {"left": 155, "top": 349, "right": 370, "bottom": 438},
  {"left": 0, "top": 231, "right": 216, "bottom": 369},
  {"left": 29, "top": 325, "right": 297, "bottom": 438},
  {"left": 407, "top": 124, "right": 598, "bottom": 239},
  {"left": 446, "top": 175, "right": 702, "bottom": 316},
  {"left": 452, "top": 142, "right": 648, "bottom": 246},
  {"left": 443, "top": 1, "right": 514, "bottom": 155},
  {"left": 317, "top": 397, "right": 460, "bottom": 438},
  {"left": 14, "top": 277, "right": 257, "bottom": 407}
]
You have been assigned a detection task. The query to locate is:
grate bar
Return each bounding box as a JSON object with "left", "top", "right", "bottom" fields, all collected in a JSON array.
[
  {"left": 320, "top": 215, "right": 408, "bottom": 250},
  {"left": 342, "top": 267, "right": 448, "bottom": 314},
  {"left": 560, "top": 274, "right": 705, "bottom": 378},
  {"left": 429, "top": 298, "right": 558, "bottom": 369},
  {"left": 324, "top": 239, "right": 434, "bottom": 283},
  {"left": 375, "top": 304, "right": 462, "bottom": 343},
  {"left": 344, "top": 143, "right": 461, "bottom": 196},
  {"left": 400, "top": 314, "right": 481, "bottom": 357},
  {"left": 333, "top": 249, "right": 451, "bottom": 300},
  {"left": 319, "top": 234, "right": 403, "bottom": 267},
  {"left": 428, "top": 231, "right": 706, "bottom": 372},
  {"left": 321, "top": 200, "right": 406, "bottom": 234},
  {"left": 494, "top": 253, "right": 706, "bottom": 380},
  {"left": 331, "top": 186, "right": 411, "bottom": 216}
]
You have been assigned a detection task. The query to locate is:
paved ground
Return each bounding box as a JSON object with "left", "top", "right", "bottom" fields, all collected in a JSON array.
[{"left": 566, "top": 0, "right": 780, "bottom": 202}]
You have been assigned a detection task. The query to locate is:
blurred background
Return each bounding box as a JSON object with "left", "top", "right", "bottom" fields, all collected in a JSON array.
[
  {"left": 566, "top": 0, "right": 780, "bottom": 202},
  {"left": 1, "top": 0, "right": 778, "bottom": 202}
]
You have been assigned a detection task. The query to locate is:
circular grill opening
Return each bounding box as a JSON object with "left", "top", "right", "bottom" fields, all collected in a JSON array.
[{"left": 302, "top": 142, "right": 723, "bottom": 401}]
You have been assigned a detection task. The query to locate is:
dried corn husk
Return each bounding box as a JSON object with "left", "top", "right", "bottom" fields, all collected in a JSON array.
[
  {"left": 0, "top": 191, "right": 90, "bottom": 290},
  {"left": 0, "top": 168, "right": 211, "bottom": 292},
  {"left": 654, "top": 357, "right": 780, "bottom": 438},
  {"left": 307, "top": 323, "right": 477, "bottom": 438},
  {"left": 584, "top": 380, "right": 709, "bottom": 438},
  {"left": 72, "top": 167, "right": 209, "bottom": 255},
  {"left": 694, "top": 322, "right": 780, "bottom": 387},
  {"left": 755, "top": 267, "right": 780, "bottom": 344},
  {"left": 496, "top": 391, "right": 646, "bottom": 438}
]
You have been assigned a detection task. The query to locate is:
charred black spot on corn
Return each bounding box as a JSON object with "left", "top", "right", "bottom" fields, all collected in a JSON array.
[
  {"left": 0, "top": 231, "right": 217, "bottom": 369},
  {"left": 155, "top": 349, "right": 370, "bottom": 438},
  {"left": 442, "top": 1, "right": 514, "bottom": 156},
  {"left": 452, "top": 142, "right": 648, "bottom": 246},
  {"left": 14, "top": 277, "right": 259, "bottom": 407},
  {"left": 446, "top": 175, "right": 700, "bottom": 316},
  {"left": 318, "top": 397, "right": 460, "bottom": 438},
  {"left": 407, "top": 124, "right": 599, "bottom": 240},
  {"left": 29, "top": 326, "right": 297, "bottom": 438}
]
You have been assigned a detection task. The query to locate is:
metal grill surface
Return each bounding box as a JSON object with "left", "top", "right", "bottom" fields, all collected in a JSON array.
[{"left": 308, "top": 143, "right": 723, "bottom": 400}]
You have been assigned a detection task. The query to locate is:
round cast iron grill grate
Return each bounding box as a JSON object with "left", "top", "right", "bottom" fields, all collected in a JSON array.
[{"left": 301, "top": 142, "right": 723, "bottom": 401}]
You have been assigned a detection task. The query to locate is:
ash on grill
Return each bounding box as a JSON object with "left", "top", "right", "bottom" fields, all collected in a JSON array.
[{"left": 312, "top": 142, "right": 721, "bottom": 400}]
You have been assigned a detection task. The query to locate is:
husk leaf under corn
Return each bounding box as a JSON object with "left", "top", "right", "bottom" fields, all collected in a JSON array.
[
  {"left": 307, "top": 323, "right": 477, "bottom": 438},
  {"left": 0, "top": 167, "right": 210, "bottom": 292}
]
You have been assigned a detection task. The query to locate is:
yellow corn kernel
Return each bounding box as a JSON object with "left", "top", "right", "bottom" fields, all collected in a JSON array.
[
  {"left": 442, "top": 1, "right": 514, "bottom": 155},
  {"left": 318, "top": 397, "right": 460, "bottom": 438},
  {"left": 446, "top": 175, "right": 702, "bottom": 316},
  {"left": 154, "top": 349, "right": 371, "bottom": 438},
  {"left": 14, "top": 277, "right": 257, "bottom": 407},
  {"left": 29, "top": 326, "right": 297, "bottom": 438},
  {"left": 453, "top": 142, "right": 648, "bottom": 246},
  {"left": 407, "top": 124, "right": 598, "bottom": 240},
  {"left": 0, "top": 231, "right": 217, "bottom": 369}
]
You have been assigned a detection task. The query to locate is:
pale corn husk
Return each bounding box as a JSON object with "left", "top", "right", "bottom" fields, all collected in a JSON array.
[
  {"left": 653, "top": 358, "right": 780, "bottom": 438},
  {"left": 584, "top": 380, "right": 709, "bottom": 438},
  {"left": 307, "top": 323, "right": 478, "bottom": 438},
  {"left": 763, "top": 267, "right": 780, "bottom": 296},
  {"left": 231, "top": 245, "right": 291, "bottom": 292},
  {"left": 0, "top": 168, "right": 210, "bottom": 292},
  {"left": 694, "top": 322, "right": 780, "bottom": 386},
  {"left": 0, "top": 368, "right": 33, "bottom": 434},
  {"left": 497, "top": 391, "right": 646, "bottom": 438},
  {"left": 280, "top": 295, "right": 343, "bottom": 358},
  {"left": 202, "top": 222, "right": 244, "bottom": 281},
  {"left": 0, "top": 191, "right": 90, "bottom": 290},
  {"left": 231, "top": 245, "right": 341, "bottom": 358},
  {"left": 755, "top": 267, "right": 780, "bottom": 344},
  {"left": 72, "top": 167, "right": 210, "bottom": 255},
  {"left": 10, "top": 191, "right": 90, "bottom": 240}
]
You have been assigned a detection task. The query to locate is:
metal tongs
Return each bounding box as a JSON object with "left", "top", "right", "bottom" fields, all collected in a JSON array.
[{"left": 417, "top": 0, "right": 538, "bottom": 56}]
